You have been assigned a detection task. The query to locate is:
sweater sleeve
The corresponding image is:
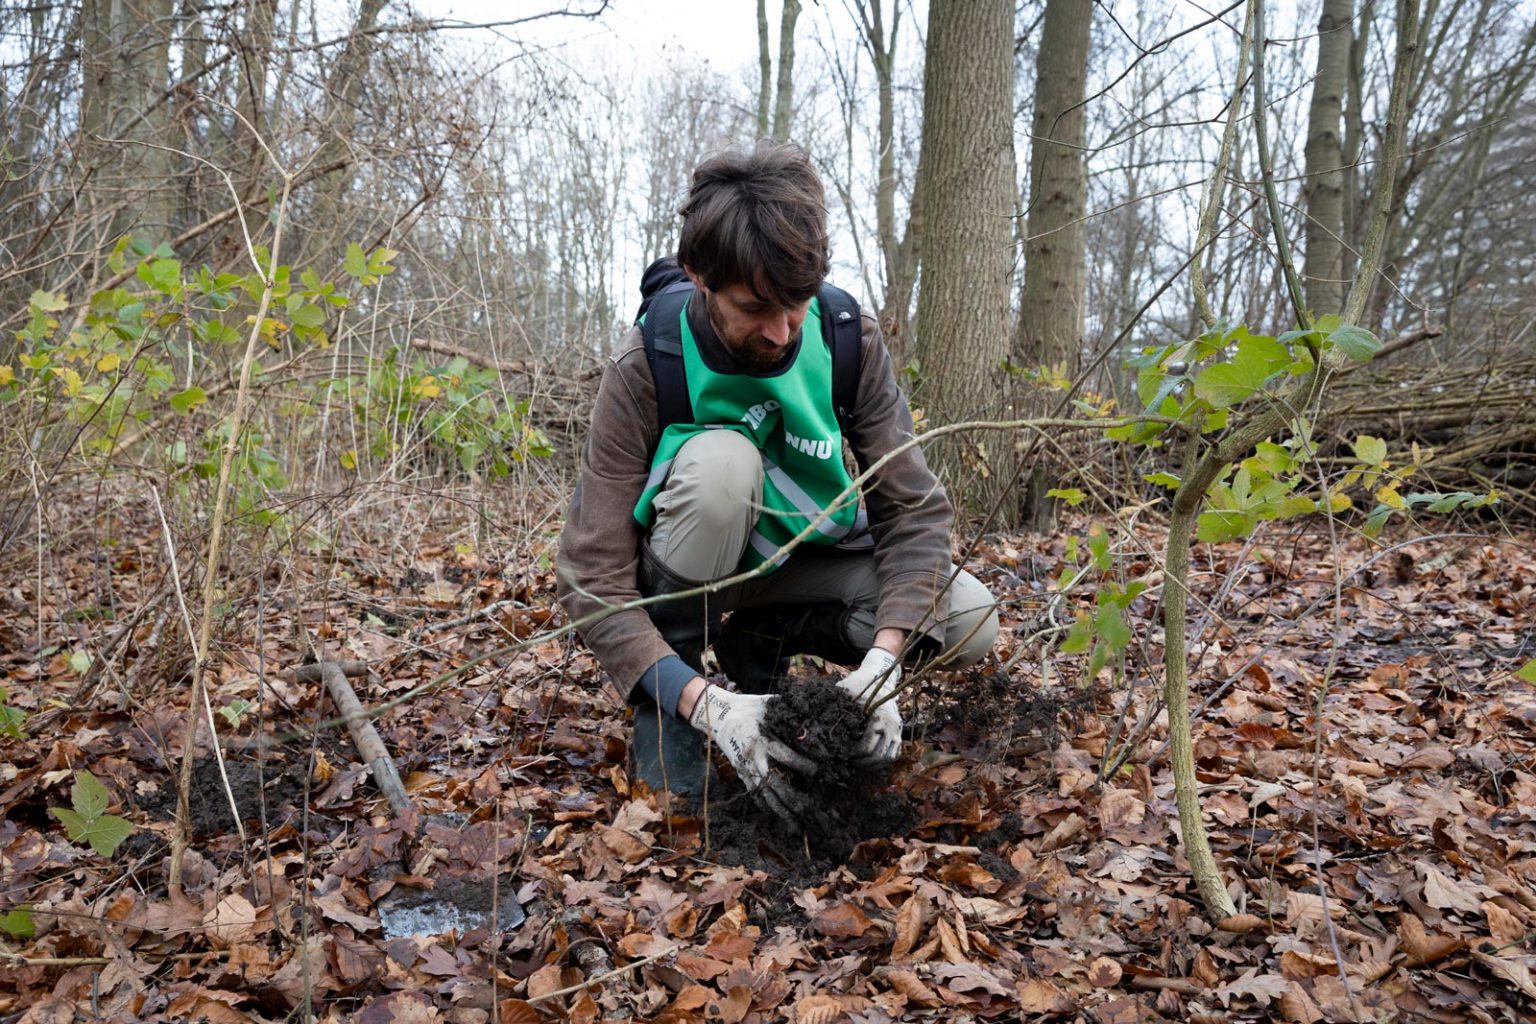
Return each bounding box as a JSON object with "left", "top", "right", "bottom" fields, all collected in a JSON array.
[
  {"left": 844, "top": 315, "right": 955, "bottom": 647},
  {"left": 555, "top": 329, "right": 679, "bottom": 703}
]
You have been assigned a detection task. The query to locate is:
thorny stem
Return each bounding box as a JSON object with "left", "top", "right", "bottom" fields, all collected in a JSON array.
[{"left": 169, "top": 170, "right": 294, "bottom": 897}]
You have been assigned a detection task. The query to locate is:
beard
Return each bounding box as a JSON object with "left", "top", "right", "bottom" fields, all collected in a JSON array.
[{"left": 706, "top": 293, "right": 794, "bottom": 371}]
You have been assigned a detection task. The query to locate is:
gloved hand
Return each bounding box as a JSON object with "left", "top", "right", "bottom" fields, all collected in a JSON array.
[
  {"left": 688, "top": 685, "right": 815, "bottom": 824},
  {"left": 836, "top": 648, "right": 903, "bottom": 766}
]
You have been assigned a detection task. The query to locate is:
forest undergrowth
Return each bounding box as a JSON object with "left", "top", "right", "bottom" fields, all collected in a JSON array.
[{"left": 2, "top": 479, "right": 1535, "bottom": 1023}]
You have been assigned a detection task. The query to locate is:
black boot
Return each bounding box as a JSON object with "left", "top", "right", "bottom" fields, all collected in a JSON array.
[
  {"left": 629, "top": 548, "right": 719, "bottom": 796},
  {"left": 715, "top": 602, "right": 862, "bottom": 694}
]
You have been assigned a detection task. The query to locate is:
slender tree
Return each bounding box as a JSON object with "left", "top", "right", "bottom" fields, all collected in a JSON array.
[
  {"left": 1302, "top": 0, "right": 1353, "bottom": 316},
  {"left": 914, "top": 0, "right": 1017, "bottom": 520},
  {"left": 1017, "top": 0, "right": 1092, "bottom": 528}
]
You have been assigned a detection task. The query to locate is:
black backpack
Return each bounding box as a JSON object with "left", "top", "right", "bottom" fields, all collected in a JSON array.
[{"left": 634, "top": 257, "right": 862, "bottom": 435}]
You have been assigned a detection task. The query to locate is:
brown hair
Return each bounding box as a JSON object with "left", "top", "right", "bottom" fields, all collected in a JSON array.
[{"left": 676, "top": 142, "right": 830, "bottom": 306}]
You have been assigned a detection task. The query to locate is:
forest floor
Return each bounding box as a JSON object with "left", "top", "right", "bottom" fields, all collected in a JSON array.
[{"left": 2, "top": 485, "right": 1535, "bottom": 1023}]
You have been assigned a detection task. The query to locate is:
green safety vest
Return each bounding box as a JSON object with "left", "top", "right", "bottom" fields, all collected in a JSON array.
[{"left": 633, "top": 298, "right": 860, "bottom": 570}]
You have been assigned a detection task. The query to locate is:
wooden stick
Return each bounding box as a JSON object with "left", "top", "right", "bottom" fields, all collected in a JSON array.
[
  {"left": 294, "top": 660, "right": 369, "bottom": 683},
  {"left": 526, "top": 946, "right": 677, "bottom": 1005},
  {"left": 316, "top": 661, "right": 412, "bottom": 816}
]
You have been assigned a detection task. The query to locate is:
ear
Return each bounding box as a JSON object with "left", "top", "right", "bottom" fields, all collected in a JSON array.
[{"left": 681, "top": 263, "right": 706, "bottom": 292}]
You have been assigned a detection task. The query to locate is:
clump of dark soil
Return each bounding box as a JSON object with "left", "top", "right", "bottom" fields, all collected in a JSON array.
[
  {"left": 138, "top": 753, "right": 310, "bottom": 838},
  {"left": 700, "top": 677, "right": 911, "bottom": 886}
]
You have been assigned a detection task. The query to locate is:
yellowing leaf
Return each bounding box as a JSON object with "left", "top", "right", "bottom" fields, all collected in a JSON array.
[
  {"left": 339, "top": 449, "right": 358, "bottom": 471},
  {"left": 0, "top": 365, "right": 14, "bottom": 386},
  {"left": 96, "top": 352, "right": 121, "bottom": 373},
  {"left": 413, "top": 376, "right": 442, "bottom": 399}
]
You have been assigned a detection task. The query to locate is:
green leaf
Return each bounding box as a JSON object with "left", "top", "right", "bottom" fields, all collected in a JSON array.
[
  {"left": 1327, "top": 323, "right": 1381, "bottom": 362},
  {"left": 68, "top": 650, "right": 91, "bottom": 674},
  {"left": 1353, "top": 435, "right": 1388, "bottom": 466},
  {"left": 290, "top": 303, "right": 325, "bottom": 330},
  {"left": 30, "top": 289, "right": 68, "bottom": 312},
  {"left": 52, "top": 810, "right": 133, "bottom": 857},
  {"left": 169, "top": 386, "right": 207, "bottom": 415},
  {"left": 71, "top": 770, "right": 110, "bottom": 819},
  {"left": 0, "top": 907, "right": 34, "bottom": 938},
  {"left": 1516, "top": 660, "right": 1536, "bottom": 685},
  {"left": 344, "top": 242, "right": 368, "bottom": 280},
  {"left": 1143, "top": 472, "right": 1181, "bottom": 490},
  {"left": 1193, "top": 359, "right": 1267, "bottom": 409},
  {"left": 1060, "top": 612, "right": 1093, "bottom": 655},
  {"left": 1047, "top": 487, "right": 1086, "bottom": 507},
  {"left": 1087, "top": 523, "right": 1111, "bottom": 571},
  {"left": 1197, "top": 509, "right": 1256, "bottom": 543}
]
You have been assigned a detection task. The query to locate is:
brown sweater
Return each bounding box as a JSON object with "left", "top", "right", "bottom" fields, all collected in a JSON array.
[{"left": 556, "top": 294, "right": 955, "bottom": 701}]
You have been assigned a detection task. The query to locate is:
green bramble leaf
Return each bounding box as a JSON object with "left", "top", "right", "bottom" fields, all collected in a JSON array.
[
  {"left": 1353, "top": 435, "right": 1388, "bottom": 466},
  {"left": 1327, "top": 323, "right": 1381, "bottom": 362},
  {"left": 49, "top": 771, "right": 133, "bottom": 857},
  {"left": 169, "top": 386, "right": 207, "bottom": 415},
  {"left": 1047, "top": 487, "right": 1086, "bottom": 507},
  {"left": 30, "top": 289, "right": 68, "bottom": 312},
  {"left": 0, "top": 907, "right": 33, "bottom": 938},
  {"left": 344, "top": 242, "right": 369, "bottom": 280},
  {"left": 1517, "top": 660, "right": 1536, "bottom": 685},
  {"left": 1143, "top": 472, "right": 1181, "bottom": 490}
]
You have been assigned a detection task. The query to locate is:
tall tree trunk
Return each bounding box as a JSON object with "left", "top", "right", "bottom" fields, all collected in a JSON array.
[
  {"left": 771, "top": 0, "right": 801, "bottom": 141},
  {"left": 306, "top": 0, "right": 389, "bottom": 252},
  {"left": 79, "top": 0, "right": 177, "bottom": 247},
  {"left": 1302, "top": 0, "right": 1353, "bottom": 316},
  {"left": 856, "top": 0, "right": 919, "bottom": 364},
  {"left": 914, "top": 0, "right": 1017, "bottom": 522},
  {"left": 237, "top": 0, "right": 278, "bottom": 202},
  {"left": 1017, "top": 0, "right": 1092, "bottom": 530},
  {"left": 756, "top": 0, "right": 771, "bottom": 138}
]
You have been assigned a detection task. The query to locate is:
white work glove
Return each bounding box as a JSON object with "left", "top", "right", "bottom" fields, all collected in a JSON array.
[
  {"left": 836, "top": 648, "right": 903, "bottom": 766},
  {"left": 689, "top": 685, "right": 815, "bottom": 824}
]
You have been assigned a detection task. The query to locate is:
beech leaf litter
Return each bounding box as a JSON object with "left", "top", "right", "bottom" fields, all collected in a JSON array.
[{"left": 2, "top": 495, "right": 1535, "bottom": 1024}]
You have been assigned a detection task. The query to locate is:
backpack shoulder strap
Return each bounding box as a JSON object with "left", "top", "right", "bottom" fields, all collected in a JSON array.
[
  {"left": 817, "top": 282, "right": 863, "bottom": 433},
  {"left": 640, "top": 281, "right": 695, "bottom": 432}
]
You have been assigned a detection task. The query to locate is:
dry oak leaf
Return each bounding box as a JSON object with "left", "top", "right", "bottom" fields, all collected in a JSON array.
[
  {"left": 949, "top": 894, "right": 1031, "bottom": 927},
  {"left": 1217, "top": 913, "right": 1267, "bottom": 934},
  {"left": 525, "top": 962, "right": 566, "bottom": 1002},
  {"left": 1279, "top": 980, "right": 1323, "bottom": 1024},
  {"left": 936, "top": 858, "right": 1001, "bottom": 893},
  {"left": 312, "top": 890, "right": 379, "bottom": 932},
  {"left": 706, "top": 984, "right": 753, "bottom": 1024},
  {"left": 792, "top": 992, "right": 872, "bottom": 1024},
  {"left": 1399, "top": 746, "right": 1455, "bottom": 771},
  {"left": 1098, "top": 788, "right": 1146, "bottom": 831},
  {"left": 1420, "top": 863, "right": 1490, "bottom": 915},
  {"left": 495, "top": 999, "right": 542, "bottom": 1024},
  {"left": 596, "top": 824, "right": 651, "bottom": 864},
  {"left": 1037, "top": 813, "right": 1086, "bottom": 853},
  {"left": 1483, "top": 899, "right": 1527, "bottom": 947},
  {"left": 1214, "top": 969, "right": 1290, "bottom": 1008},
  {"left": 355, "top": 991, "right": 442, "bottom": 1024},
  {"left": 1311, "top": 975, "right": 1396, "bottom": 1023},
  {"left": 928, "top": 962, "right": 1014, "bottom": 998},
  {"left": 1471, "top": 950, "right": 1536, "bottom": 999},
  {"left": 1087, "top": 957, "right": 1123, "bottom": 988},
  {"left": 811, "top": 902, "right": 873, "bottom": 940},
  {"left": 205, "top": 893, "right": 258, "bottom": 948},
  {"left": 889, "top": 893, "right": 931, "bottom": 960},
  {"left": 1016, "top": 977, "right": 1076, "bottom": 1015},
  {"left": 1398, "top": 913, "right": 1464, "bottom": 966},
  {"left": 880, "top": 968, "right": 943, "bottom": 1008}
]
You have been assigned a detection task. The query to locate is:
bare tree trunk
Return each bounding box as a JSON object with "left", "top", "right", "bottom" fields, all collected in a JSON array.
[
  {"left": 307, "top": 0, "right": 390, "bottom": 247},
  {"left": 1303, "top": 0, "right": 1353, "bottom": 316},
  {"left": 1017, "top": 0, "right": 1092, "bottom": 530},
  {"left": 855, "top": 0, "right": 919, "bottom": 363},
  {"left": 237, "top": 0, "right": 279, "bottom": 201},
  {"left": 771, "top": 0, "right": 801, "bottom": 141},
  {"left": 756, "top": 0, "right": 771, "bottom": 138},
  {"left": 914, "top": 0, "right": 1016, "bottom": 522},
  {"left": 78, "top": 0, "right": 177, "bottom": 246}
]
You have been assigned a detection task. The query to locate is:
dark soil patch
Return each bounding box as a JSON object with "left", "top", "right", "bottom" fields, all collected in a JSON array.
[
  {"left": 137, "top": 752, "right": 310, "bottom": 838},
  {"left": 698, "top": 677, "right": 912, "bottom": 898}
]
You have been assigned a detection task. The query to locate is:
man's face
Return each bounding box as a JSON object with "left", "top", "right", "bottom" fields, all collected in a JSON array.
[{"left": 685, "top": 267, "right": 811, "bottom": 371}]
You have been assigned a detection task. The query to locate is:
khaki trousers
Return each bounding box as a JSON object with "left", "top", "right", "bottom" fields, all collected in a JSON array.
[{"left": 647, "top": 430, "right": 998, "bottom": 667}]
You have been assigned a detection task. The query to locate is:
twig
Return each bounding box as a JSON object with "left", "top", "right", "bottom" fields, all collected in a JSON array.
[
  {"left": 317, "top": 661, "right": 413, "bottom": 817},
  {"left": 526, "top": 946, "right": 677, "bottom": 1005}
]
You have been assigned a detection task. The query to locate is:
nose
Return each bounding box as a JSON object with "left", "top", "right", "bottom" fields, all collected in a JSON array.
[{"left": 761, "top": 310, "right": 791, "bottom": 346}]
